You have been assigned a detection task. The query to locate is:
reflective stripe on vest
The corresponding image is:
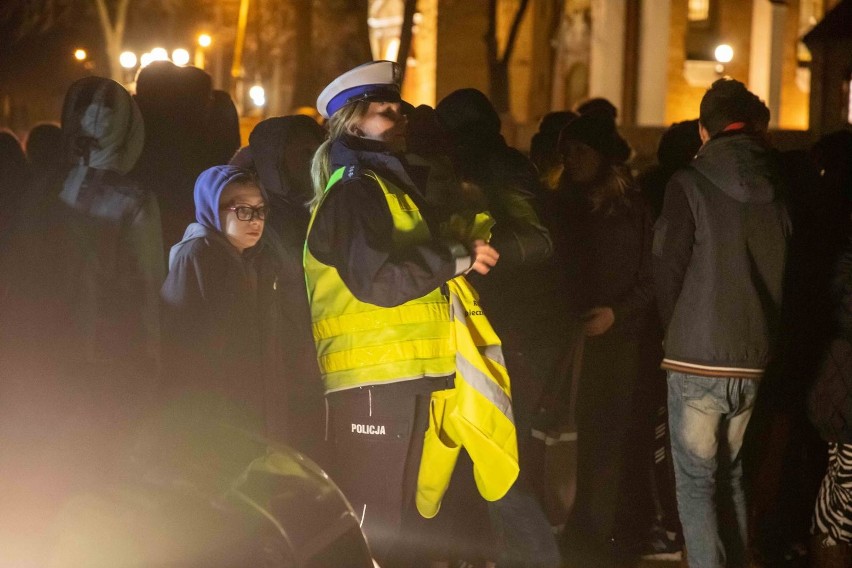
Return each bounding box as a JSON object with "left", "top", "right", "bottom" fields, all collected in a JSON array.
[{"left": 304, "top": 167, "right": 456, "bottom": 393}]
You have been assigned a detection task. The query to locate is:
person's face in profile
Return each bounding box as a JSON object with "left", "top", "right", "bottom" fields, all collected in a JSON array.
[
  {"left": 219, "top": 181, "right": 266, "bottom": 253},
  {"left": 352, "top": 101, "right": 407, "bottom": 152}
]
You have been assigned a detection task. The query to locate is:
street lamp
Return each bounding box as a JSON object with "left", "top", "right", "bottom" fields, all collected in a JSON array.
[
  {"left": 172, "top": 48, "right": 190, "bottom": 66},
  {"left": 140, "top": 52, "right": 154, "bottom": 68},
  {"left": 714, "top": 43, "right": 734, "bottom": 74},
  {"left": 150, "top": 47, "right": 169, "bottom": 62},
  {"left": 249, "top": 84, "right": 266, "bottom": 108},
  {"left": 119, "top": 51, "right": 137, "bottom": 69},
  {"left": 195, "top": 33, "right": 212, "bottom": 69},
  {"left": 74, "top": 49, "right": 87, "bottom": 61}
]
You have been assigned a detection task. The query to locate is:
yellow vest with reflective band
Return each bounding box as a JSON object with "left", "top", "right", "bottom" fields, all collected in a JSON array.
[
  {"left": 304, "top": 167, "right": 456, "bottom": 394},
  {"left": 416, "top": 277, "right": 519, "bottom": 518}
]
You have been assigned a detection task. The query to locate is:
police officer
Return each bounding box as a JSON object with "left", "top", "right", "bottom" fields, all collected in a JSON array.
[{"left": 304, "top": 61, "right": 501, "bottom": 565}]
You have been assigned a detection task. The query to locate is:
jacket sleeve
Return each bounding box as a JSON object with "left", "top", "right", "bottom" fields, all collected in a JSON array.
[
  {"left": 307, "top": 177, "right": 471, "bottom": 308},
  {"left": 487, "top": 154, "right": 553, "bottom": 267},
  {"left": 653, "top": 174, "right": 696, "bottom": 331},
  {"left": 612, "top": 199, "right": 655, "bottom": 330},
  {"left": 121, "top": 192, "right": 166, "bottom": 368},
  {"left": 159, "top": 244, "right": 218, "bottom": 386}
]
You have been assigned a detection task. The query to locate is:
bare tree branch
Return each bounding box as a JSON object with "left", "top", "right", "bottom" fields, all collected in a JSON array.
[
  {"left": 501, "top": 0, "right": 530, "bottom": 65},
  {"left": 115, "top": 0, "right": 131, "bottom": 42},
  {"left": 93, "top": 0, "right": 114, "bottom": 46},
  {"left": 396, "top": 0, "right": 417, "bottom": 83}
]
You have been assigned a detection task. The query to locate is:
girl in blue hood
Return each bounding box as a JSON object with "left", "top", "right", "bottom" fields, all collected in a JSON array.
[{"left": 160, "top": 165, "right": 282, "bottom": 435}]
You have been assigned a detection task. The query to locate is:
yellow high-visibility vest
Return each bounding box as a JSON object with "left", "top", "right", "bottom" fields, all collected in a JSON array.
[
  {"left": 304, "top": 167, "right": 456, "bottom": 394},
  {"left": 416, "top": 277, "right": 519, "bottom": 517}
]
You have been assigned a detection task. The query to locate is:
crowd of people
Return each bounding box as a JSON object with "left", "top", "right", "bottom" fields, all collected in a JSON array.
[{"left": 0, "top": 58, "right": 851, "bottom": 568}]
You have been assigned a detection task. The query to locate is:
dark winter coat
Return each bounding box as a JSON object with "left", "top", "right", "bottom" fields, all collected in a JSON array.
[
  {"left": 808, "top": 240, "right": 852, "bottom": 443},
  {"left": 55, "top": 76, "right": 164, "bottom": 371},
  {"left": 547, "top": 186, "right": 655, "bottom": 340},
  {"left": 435, "top": 89, "right": 554, "bottom": 346},
  {"left": 160, "top": 166, "right": 282, "bottom": 436},
  {"left": 653, "top": 131, "right": 792, "bottom": 378},
  {"left": 248, "top": 116, "right": 326, "bottom": 453}
]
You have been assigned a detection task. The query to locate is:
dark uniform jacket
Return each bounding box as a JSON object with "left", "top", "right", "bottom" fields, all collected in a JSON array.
[
  {"left": 653, "top": 131, "right": 792, "bottom": 378},
  {"left": 307, "top": 134, "right": 471, "bottom": 308}
]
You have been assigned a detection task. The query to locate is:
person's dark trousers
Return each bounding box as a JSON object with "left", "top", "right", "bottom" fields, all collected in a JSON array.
[
  {"left": 325, "top": 377, "right": 450, "bottom": 566},
  {"left": 567, "top": 337, "right": 639, "bottom": 566},
  {"left": 487, "top": 345, "right": 563, "bottom": 568}
]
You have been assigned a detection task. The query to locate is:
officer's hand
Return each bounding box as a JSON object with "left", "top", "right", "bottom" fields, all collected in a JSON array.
[
  {"left": 582, "top": 306, "right": 615, "bottom": 336},
  {"left": 467, "top": 239, "right": 499, "bottom": 275}
]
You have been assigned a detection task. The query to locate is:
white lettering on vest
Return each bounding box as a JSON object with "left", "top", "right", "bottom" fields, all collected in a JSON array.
[{"left": 351, "top": 423, "right": 387, "bottom": 435}]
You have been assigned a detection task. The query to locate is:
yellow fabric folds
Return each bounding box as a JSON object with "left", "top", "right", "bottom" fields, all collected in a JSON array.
[{"left": 416, "top": 277, "right": 519, "bottom": 518}]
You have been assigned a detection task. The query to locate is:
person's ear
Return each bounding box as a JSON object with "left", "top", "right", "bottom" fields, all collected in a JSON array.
[
  {"left": 346, "top": 122, "right": 363, "bottom": 137},
  {"left": 698, "top": 122, "right": 711, "bottom": 144}
]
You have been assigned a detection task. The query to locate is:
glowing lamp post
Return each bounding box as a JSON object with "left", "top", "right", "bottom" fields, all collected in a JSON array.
[
  {"left": 714, "top": 44, "right": 734, "bottom": 74},
  {"left": 172, "top": 48, "right": 190, "bottom": 66},
  {"left": 249, "top": 84, "right": 266, "bottom": 108},
  {"left": 119, "top": 51, "right": 137, "bottom": 69},
  {"left": 195, "top": 34, "right": 211, "bottom": 69},
  {"left": 74, "top": 49, "right": 87, "bottom": 61}
]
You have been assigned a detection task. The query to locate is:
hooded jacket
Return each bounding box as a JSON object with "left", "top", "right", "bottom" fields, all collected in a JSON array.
[
  {"left": 435, "top": 88, "right": 555, "bottom": 346},
  {"left": 653, "top": 131, "right": 792, "bottom": 378},
  {"left": 56, "top": 76, "right": 164, "bottom": 370},
  {"left": 160, "top": 166, "right": 282, "bottom": 435},
  {"left": 248, "top": 116, "right": 325, "bottom": 452}
]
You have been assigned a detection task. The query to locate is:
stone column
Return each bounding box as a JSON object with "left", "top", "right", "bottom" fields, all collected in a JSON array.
[
  {"left": 589, "top": 0, "right": 626, "bottom": 119},
  {"left": 636, "top": 0, "right": 671, "bottom": 126},
  {"left": 749, "top": 0, "right": 787, "bottom": 128}
]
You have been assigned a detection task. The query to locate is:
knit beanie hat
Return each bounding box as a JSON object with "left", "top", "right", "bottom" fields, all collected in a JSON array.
[{"left": 558, "top": 112, "right": 631, "bottom": 163}]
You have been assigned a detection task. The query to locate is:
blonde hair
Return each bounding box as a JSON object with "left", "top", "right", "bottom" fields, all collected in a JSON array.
[
  {"left": 309, "top": 101, "right": 371, "bottom": 210},
  {"left": 587, "top": 163, "right": 636, "bottom": 215}
]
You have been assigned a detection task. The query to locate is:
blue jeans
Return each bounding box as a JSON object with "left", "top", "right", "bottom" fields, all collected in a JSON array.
[
  {"left": 488, "top": 484, "right": 562, "bottom": 568},
  {"left": 667, "top": 372, "right": 759, "bottom": 568}
]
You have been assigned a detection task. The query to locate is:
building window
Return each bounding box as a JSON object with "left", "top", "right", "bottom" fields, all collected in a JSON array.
[
  {"left": 686, "top": 0, "right": 717, "bottom": 60},
  {"left": 688, "top": 0, "right": 711, "bottom": 22}
]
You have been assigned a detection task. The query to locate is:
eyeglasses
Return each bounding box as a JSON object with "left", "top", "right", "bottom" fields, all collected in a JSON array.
[{"left": 222, "top": 205, "right": 269, "bottom": 222}]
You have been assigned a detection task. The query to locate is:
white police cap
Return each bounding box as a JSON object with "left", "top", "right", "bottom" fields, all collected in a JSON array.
[{"left": 316, "top": 60, "right": 402, "bottom": 119}]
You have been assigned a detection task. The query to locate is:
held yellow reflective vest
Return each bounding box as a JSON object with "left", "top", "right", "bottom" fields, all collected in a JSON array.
[
  {"left": 416, "top": 277, "right": 519, "bottom": 518},
  {"left": 303, "top": 167, "right": 456, "bottom": 394}
]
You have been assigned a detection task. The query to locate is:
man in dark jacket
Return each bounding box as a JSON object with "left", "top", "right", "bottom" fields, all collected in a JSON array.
[
  {"left": 653, "top": 79, "right": 792, "bottom": 568},
  {"left": 436, "top": 88, "right": 560, "bottom": 568},
  {"left": 248, "top": 115, "right": 326, "bottom": 458}
]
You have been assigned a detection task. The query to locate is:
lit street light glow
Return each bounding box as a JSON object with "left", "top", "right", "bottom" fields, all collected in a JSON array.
[
  {"left": 249, "top": 85, "right": 266, "bottom": 107},
  {"left": 150, "top": 47, "right": 169, "bottom": 62},
  {"left": 198, "top": 34, "right": 212, "bottom": 48},
  {"left": 119, "top": 51, "right": 137, "bottom": 69},
  {"left": 140, "top": 52, "right": 154, "bottom": 68},
  {"left": 715, "top": 44, "right": 734, "bottom": 64},
  {"left": 172, "top": 48, "right": 190, "bottom": 66},
  {"left": 74, "top": 49, "right": 87, "bottom": 61}
]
